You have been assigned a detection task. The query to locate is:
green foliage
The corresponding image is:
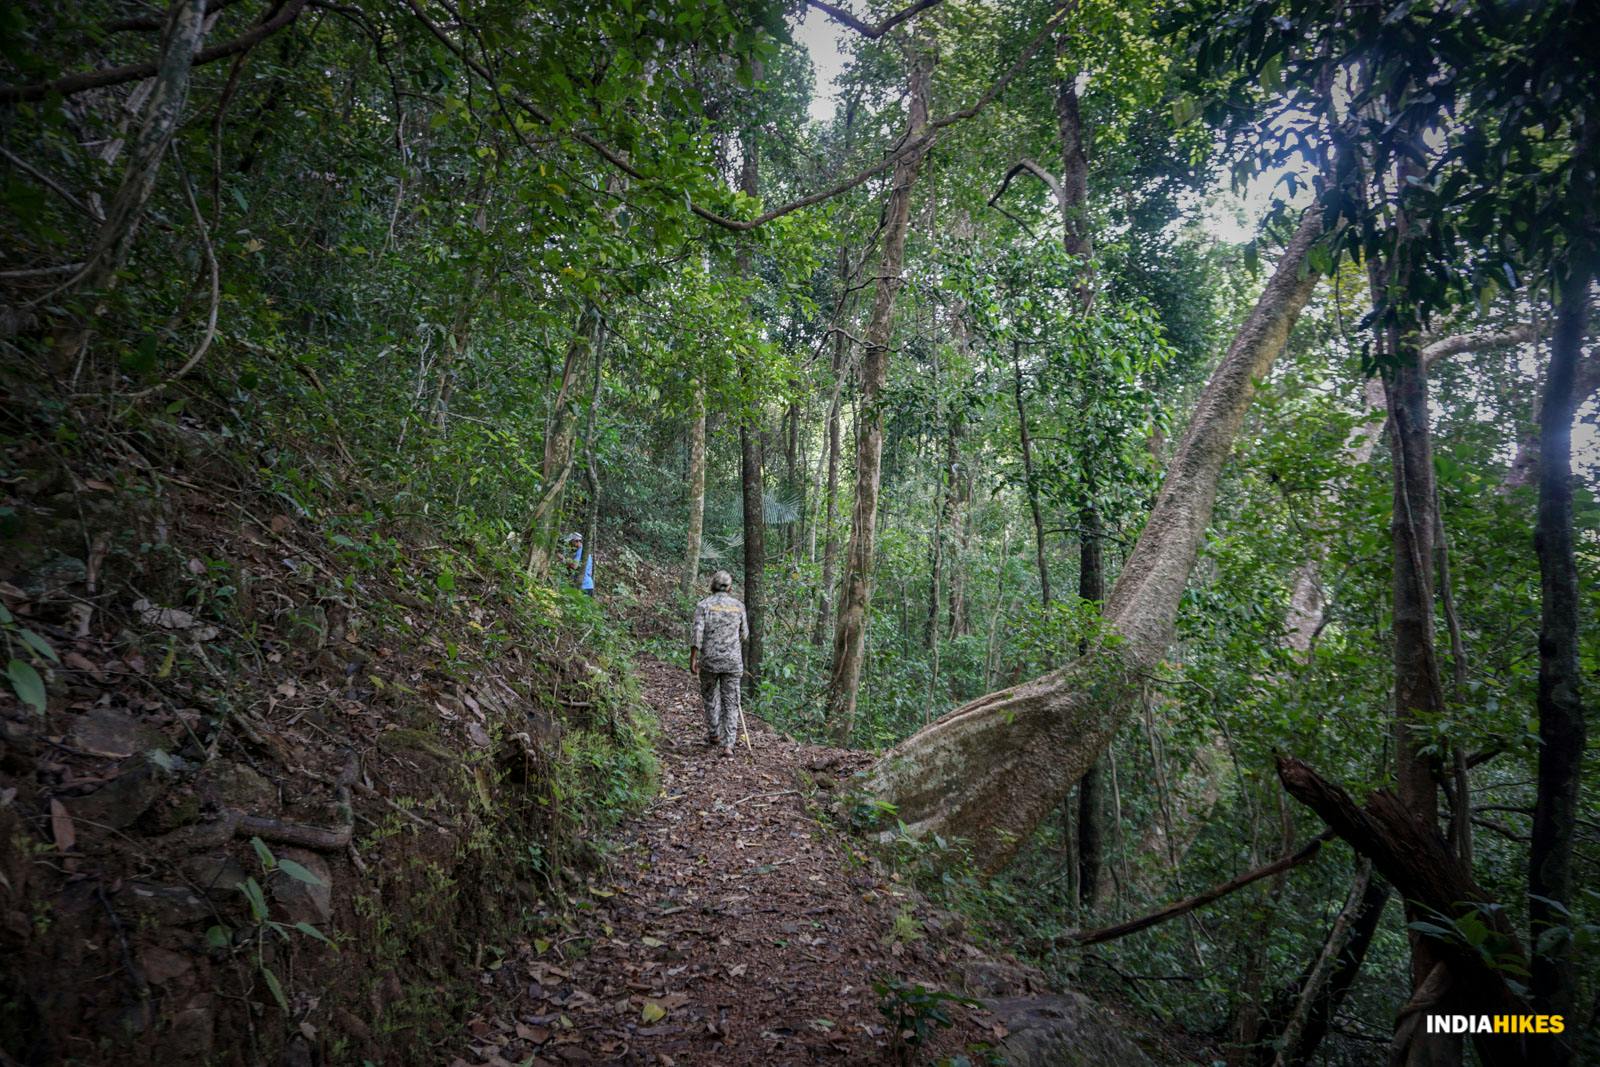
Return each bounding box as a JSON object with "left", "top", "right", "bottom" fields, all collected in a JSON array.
[{"left": 874, "top": 977, "right": 979, "bottom": 1063}]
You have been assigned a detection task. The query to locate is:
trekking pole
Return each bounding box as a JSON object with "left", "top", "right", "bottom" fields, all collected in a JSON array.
[{"left": 739, "top": 671, "right": 754, "bottom": 755}]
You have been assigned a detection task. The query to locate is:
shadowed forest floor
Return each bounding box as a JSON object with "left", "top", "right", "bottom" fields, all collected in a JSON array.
[{"left": 450, "top": 656, "right": 1010, "bottom": 1065}]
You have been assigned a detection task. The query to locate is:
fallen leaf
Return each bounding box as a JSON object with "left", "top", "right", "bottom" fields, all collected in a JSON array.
[
  {"left": 49, "top": 799, "right": 75, "bottom": 852},
  {"left": 514, "top": 1023, "right": 550, "bottom": 1044},
  {"left": 640, "top": 1000, "right": 667, "bottom": 1024},
  {"left": 640, "top": 936, "right": 664, "bottom": 948}
]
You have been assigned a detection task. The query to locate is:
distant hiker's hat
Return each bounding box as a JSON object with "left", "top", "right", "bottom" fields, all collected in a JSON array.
[
  {"left": 564, "top": 532, "right": 582, "bottom": 542},
  {"left": 710, "top": 570, "right": 733, "bottom": 592}
]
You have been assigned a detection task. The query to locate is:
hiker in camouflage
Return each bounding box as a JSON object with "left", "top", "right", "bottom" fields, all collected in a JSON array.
[{"left": 689, "top": 570, "right": 748, "bottom": 757}]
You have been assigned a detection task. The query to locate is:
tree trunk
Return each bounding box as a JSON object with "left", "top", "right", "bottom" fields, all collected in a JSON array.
[
  {"left": 1076, "top": 502, "right": 1106, "bottom": 908},
  {"left": 825, "top": 42, "right": 935, "bottom": 743},
  {"left": 526, "top": 308, "right": 597, "bottom": 577},
  {"left": 581, "top": 320, "right": 604, "bottom": 574},
  {"left": 737, "top": 128, "right": 765, "bottom": 701},
  {"left": 682, "top": 384, "right": 707, "bottom": 597},
  {"left": 927, "top": 358, "right": 945, "bottom": 653},
  {"left": 1504, "top": 348, "right": 1599, "bottom": 489},
  {"left": 434, "top": 181, "right": 490, "bottom": 427},
  {"left": 862, "top": 209, "right": 1324, "bottom": 872},
  {"left": 1268, "top": 861, "right": 1372, "bottom": 1067},
  {"left": 1256, "top": 861, "right": 1390, "bottom": 1067},
  {"left": 1528, "top": 272, "right": 1589, "bottom": 1055},
  {"left": 1012, "top": 344, "right": 1052, "bottom": 607},
  {"left": 1370, "top": 173, "right": 1458, "bottom": 1066},
  {"left": 741, "top": 421, "right": 765, "bottom": 700},
  {"left": 1055, "top": 37, "right": 1090, "bottom": 266},
  {"left": 786, "top": 399, "right": 800, "bottom": 555},
  {"left": 929, "top": 408, "right": 963, "bottom": 650},
  {"left": 58, "top": 0, "right": 208, "bottom": 372},
  {"left": 80, "top": 0, "right": 209, "bottom": 294},
  {"left": 813, "top": 326, "right": 846, "bottom": 645}
]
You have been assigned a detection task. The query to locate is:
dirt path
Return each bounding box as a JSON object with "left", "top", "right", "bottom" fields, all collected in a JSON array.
[{"left": 454, "top": 657, "right": 1002, "bottom": 1065}]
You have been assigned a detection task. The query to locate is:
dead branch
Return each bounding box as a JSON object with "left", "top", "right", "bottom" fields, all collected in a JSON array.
[{"left": 1053, "top": 830, "right": 1334, "bottom": 947}]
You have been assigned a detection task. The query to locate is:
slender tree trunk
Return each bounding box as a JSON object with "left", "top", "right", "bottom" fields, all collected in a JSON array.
[
  {"left": 826, "top": 42, "right": 935, "bottom": 743},
  {"left": 1013, "top": 344, "right": 1052, "bottom": 607},
  {"left": 785, "top": 399, "right": 800, "bottom": 555},
  {"left": 81, "top": 0, "right": 208, "bottom": 293},
  {"left": 948, "top": 464, "right": 972, "bottom": 639},
  {"left": 58, "top": 0, "right": 208, "bottom": 372},
  {"left": 1229, "top": 801, "right": 1296, "bottom": 1066},
  {"left": 863, "top": 209, "right": 1324, "bottom": 872},
  {"left": 734, "top": 124, "right": 766, "bottom": 700},
  {"left": 1258, "top": 862, "right": 1389, "bottom": 1067},
  {"left": 1055, "top": 38, "right": 1090, "bottom": 266},
  {"left": 813, "top": 329, "right": 846, "bottom": 645},
  {"left": 741, "top": 420, "right": 765, "bottom": 699},
  {"left": 1076, "top": 498, "right": 1106, "bottom": 908},
  {"left": 526, "top": 308, "right": 596, "bottom": 577},
  {"left": 434, "top": 178, "right": 490, "bottom": 426},
  {"left": 1504, "top": 348, "right": 1599, "bottom": 489},
  {"left": 1370, "top": 175, "right": 1459, "bottom": 1066},
  {"left": 682, "top": 384, "right": 707, "bottom": 597},
  {"left": 1528, "top": 272, "right": 1590, "bottom": 1057},
  {"left": 927, "top": 349, "right": 944, "bottom": 652},
  {"left": 929, "top": 410, "right": 962, "bottom": 650},
  {"left": 581, "top": 322, "right": 604, "bottom": 572}
]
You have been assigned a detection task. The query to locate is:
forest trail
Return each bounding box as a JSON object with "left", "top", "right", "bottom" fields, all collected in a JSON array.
[{"left": 451, "top": 656, "right": 1010, "bottom": 1066}]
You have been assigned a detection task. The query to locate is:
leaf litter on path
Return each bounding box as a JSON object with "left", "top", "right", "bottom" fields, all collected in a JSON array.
[{"left": 457, "top": 657, "right": 997, "bottom": 1065}]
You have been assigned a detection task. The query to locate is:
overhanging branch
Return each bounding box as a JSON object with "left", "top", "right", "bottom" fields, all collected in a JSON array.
[
  {"left": 0, "top": 0, "right": 310, "bottom": 104},
  {"left": 403, "top": 0, "right": 1078, "bottom": 232},
  {"left": 806, "top": 0, "right": 944, "bottom": 39}
]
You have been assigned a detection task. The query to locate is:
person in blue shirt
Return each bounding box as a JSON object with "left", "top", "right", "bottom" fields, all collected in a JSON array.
[{"left": 564, "top": 533, "right": 595, "bottom": 596}]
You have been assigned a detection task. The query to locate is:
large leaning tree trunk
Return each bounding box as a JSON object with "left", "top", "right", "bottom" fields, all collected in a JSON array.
[
  {"left": 862, "top": 208, "right": 1324, "bottom": 872},
  {"left": 825, "top": 40, "right": 935, "bottom": 743}
]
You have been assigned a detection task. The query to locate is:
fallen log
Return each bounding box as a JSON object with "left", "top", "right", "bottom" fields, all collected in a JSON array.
[
  {"left": 1051, "top": 830, "right": 1333, "bottom": 948},
  {"left": 1274, "top": 756, "right": 1547, "bottom": 1067}
]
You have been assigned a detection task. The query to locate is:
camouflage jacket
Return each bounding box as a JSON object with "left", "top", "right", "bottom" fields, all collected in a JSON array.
[{"left": 691, "top": 592, "right": 748, "bottom": 673}]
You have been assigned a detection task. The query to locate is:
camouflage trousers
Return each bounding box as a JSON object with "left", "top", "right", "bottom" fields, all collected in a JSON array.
[{"left": 699, "top": 670, "right": 742, "bottom": 748}]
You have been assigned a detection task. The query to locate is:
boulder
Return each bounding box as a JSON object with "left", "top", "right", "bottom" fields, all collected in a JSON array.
[
  {"left": 181, "top": 853, "right": 249, "bottom": 901},
  {"left": 195, "top": 762, "right": 276, "bottom": 811},
  {"left": 69, "top": 707, "right": 167, "bottom": 759},
  {"left": 988, "top": 993, "right": 1156, "bottom": 1067},
  {"left": 63, "top": 757, "right": 170, "bottom": 830}
]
